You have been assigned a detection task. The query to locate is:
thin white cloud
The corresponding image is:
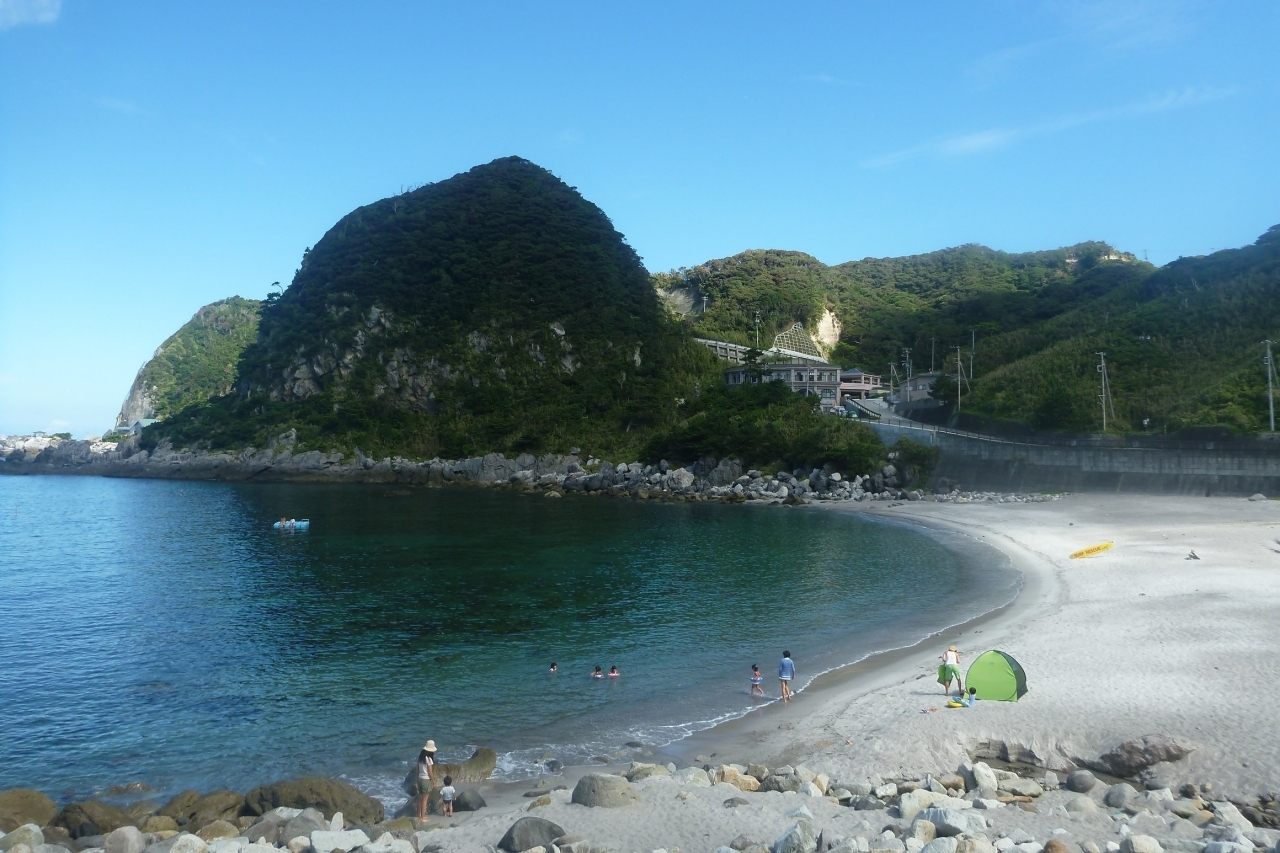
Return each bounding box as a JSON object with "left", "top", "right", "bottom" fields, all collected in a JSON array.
[
  {"left": 0, "top": 0, "right": 60, "bottom": 30},
  {"left": 95, "top": 96, "right": 150, "bottom": 117},
  {"left": 860, "top": 85, "right": 1234, "bottom": 169}
]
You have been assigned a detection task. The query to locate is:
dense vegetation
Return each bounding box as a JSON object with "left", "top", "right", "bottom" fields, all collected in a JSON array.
[
  {"left": 120, "top": 297, "right": 261, "bottom": 423},
  {"left": 641, "top": 380, "right": 884, "bottom": 474},
  {"left": 154, "top": 158, "right": 728, "bottom": 460},
  {"left": 660, "top": 229, "right": 1280, "bottom": 434}
]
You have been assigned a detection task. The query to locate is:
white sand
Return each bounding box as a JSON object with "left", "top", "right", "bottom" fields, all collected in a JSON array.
[{"left": 408, "top": 495, "right": 1280, "bottom": 852}]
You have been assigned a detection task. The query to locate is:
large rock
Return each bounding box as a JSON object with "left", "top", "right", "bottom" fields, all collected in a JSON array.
[
  {"left": 58, "top": 802, "right": 136, "bottom": 836},
  {"left": 497, "top": 817, "right": 565, "bottom": 853},
  {"left": 997, "top": 777, "right": 1043, "bottom": 798},
  {"left": 140, "top": 817, "right": 179, "bottom": 834},
  {"left": 970, "top": 764, "right": 999, "bottom": 793},
  {"left": 922, "top": 839, "right": 958, "bottom": 853},
  {"left": 279, "top": 809, "right": 327, "bottom": 843},
  {"left": 0, "top": 825, "right": 44, "bottom": 852},
  {"left": 1066, "top": 771, "right": 1098, "bottom": 793},
  {"left": 105, "top": 827, "right": 146, "bottom": 853},
  {"left": 154, "top": 835, "right": 208, "bottom": 853},
  {"left": 760, "top": 775, "right": 805, "bottom": 794},
  {"left": 244, "top": 779, "right": 383, "bottom": 825},
  {"left": 1098, "top": 737, "right": 1194, "bottom": 778},
  {"left": 1104, "top": 783, "right": 1138, "bottom": 809},
  {"left": 570, "top": 774, "right": 637, "bottom": 808},
  {"left": 915, "top": 809, "right": 984, "bottom": 837},
  {"left": 771, "top": 821, "right": 817, "bottom": 853},
  {"left": 157, "top": 794, "right": 200, "bottom": 824},
  {"left": 193, "top": 822, "right": 237, "bottom": 843},
  {"left": 0, "top": 791, "right": 58, "bottom": 833},
  {"left": 308, "top": 830, "right": 368, "bottom": 853},
  {"left": 453, "top": 790, "right": 486, "bottom": 812},
  {"left": 718, "top": 767, "right": 760, "bottom": 793},
  {"left": 673, "top": 768, "right": 711, "bottom": 788},
  {"left": 185, "top": 793, "right": 245, "bottom": 829},
  {"left": 242, "top": 824, "right": 277, "bottom": 846},
  {"left": 624, "top": 763, "right": 670, "bottom": 783},
  {"left": 1065, "top": 796, "right": 1097, "bottom": 813},
  {"left": 1119, "top": 837, "right": 1163, "bottom": 853}
]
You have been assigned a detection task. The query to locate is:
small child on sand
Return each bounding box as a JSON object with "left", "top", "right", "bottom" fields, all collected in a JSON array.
[
  {"left": 750, "top": 664, "right": 764, "bottom": 696},
  {"left": 440, "top": 776, "right": 455, "bottom": 817}
]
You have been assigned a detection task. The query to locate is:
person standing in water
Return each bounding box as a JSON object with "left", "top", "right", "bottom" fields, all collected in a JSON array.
[
  {"left": 940, "top": 645, "right": 963, "bottom": 695},
  {"left": 414, "top": 740, "right": 437, "bottom": 821},
  {"left": 750, "top": 664, "right": 765, "bottom": 697},
  {"left": 778, "top": 651, "right": 795, "bottom": 702}
]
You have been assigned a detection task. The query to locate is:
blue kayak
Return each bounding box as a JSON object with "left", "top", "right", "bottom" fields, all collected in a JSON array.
[{"left": 273, "top": 519, "right": 310, "bottom": 531}]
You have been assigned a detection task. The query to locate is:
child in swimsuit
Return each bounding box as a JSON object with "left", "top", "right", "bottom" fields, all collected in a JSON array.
[
  {"left": 608, "top": 665, "right": 619, "bottom": 678},
  {"left": 750, "top": 664, "right": 764, "bottom": 696},
  {"left": 592, "top": 666, "right": 604, "bottom": 679}
]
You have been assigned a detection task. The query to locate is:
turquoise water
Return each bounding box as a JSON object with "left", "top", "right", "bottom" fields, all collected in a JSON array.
[{"left": 0, "top": 476, "right": 1016, "bottom": 805}]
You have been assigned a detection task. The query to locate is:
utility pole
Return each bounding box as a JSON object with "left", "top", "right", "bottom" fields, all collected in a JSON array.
[
  {"left": 930, "top": 337, "right": 936, "bottom": 373},
  {"left": 969, "top": 328, "right": 976, "bottom": 382},
  {"left": 754, "top": 311, "right": 761, "bottom": 348},
  {"left": 701, "top": 295, "right": 708, "bottom": 315},
  {"left": 953, "top": 346, "right": 963, "bottom": 413},
  {"left": 1266, "top": 340, "right": 1277, "bottom": 432},
  {"left": 1097, "top": 352, "right": 1116, "bottom": 432}
]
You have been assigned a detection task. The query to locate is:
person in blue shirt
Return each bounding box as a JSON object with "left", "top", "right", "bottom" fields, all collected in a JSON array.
[{"left": 778, "top": 651, "right": 796, "bottom": 701}]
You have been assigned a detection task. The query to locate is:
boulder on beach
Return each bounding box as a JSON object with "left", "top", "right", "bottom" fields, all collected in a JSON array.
[
  {"left": 1066, "top": 770, "right": 1098, "bottom": 793},
  {"left": 1097, "top": 736, "right": 1194, "bottom": 778},
  {"left": 453, "top": 790, "right": 486, "bottom": 812},
  {"left": 570, "top": 774, "right": 637, "bottom": 808},
  {"left": 0, "top": 791, "right": 58, "bottom": 833},
  {"left": 497, "top": 816, "right": 565, "bottom": 853},
  {"left": 104, "top": 826, "right": 146, "bottom": 853},
  {"left": 771, "top": 820, "right": 817, "bottom": 853},
  {"left": 0, "top": 825, "right": 44, "bottom": 852},
  {"left": 193, "top": 822, "right": 237, "bottom": 843},
  {"left": 244, "top": 779, "right": 383, "bottom": 825},
  {"left": 159, "top": 792, "right": 245, "bottom": 830},
  {"left": 308, "top": 829, "right": 368, "bottom": 853},
  {"left": 278, "top": 809, "right": 327, "bottom": 844},
  {"left": 57, "top": 801, "right": 135, "bottom": 837}
]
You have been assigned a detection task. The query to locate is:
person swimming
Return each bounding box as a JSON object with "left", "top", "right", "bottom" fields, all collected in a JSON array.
[
  {"left": 591, "top": 665, "right": 604, "bottom": 679},
  {"left": 608, "top": 665, "right": 619, "bottom": 678},
  {"left": 549, "top": 662, "right": 558, "bottom": 673},
  {"left": 750, "top": 664, "right": 764, "bottom": 697}
]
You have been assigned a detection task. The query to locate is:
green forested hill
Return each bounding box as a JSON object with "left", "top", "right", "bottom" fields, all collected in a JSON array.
[
  {"left": 155, "top": 158, "right": 724, "bottom": 458},
  {"left": 659, "top": 228, "right": 1280, "bottom": 434},
  {"left": 115, "top": 297, "right": 261, "bottom": 426}
]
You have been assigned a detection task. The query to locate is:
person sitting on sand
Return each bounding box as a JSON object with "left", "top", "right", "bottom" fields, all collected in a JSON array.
[
  {"left": 549, "top": 662, "right": 558, "bottom": 673},
  {"left": 608, "top": 665, "right": 619, "bottom": 678},
  {"left": 592, "top": 665, "right": 604, "bottom": 679},
  {"left": 440, "top": 775, "right": 456, "bottom": 817},
  {"left": 778, "top": 651, "right": 796, "bottom": 701},
  {"left": 414, "top": 740, "right": 437, "bottom": 822},
  {"left": 750, "top": 664, "right": 764, "bottom": 697},
  {"left": 940, "top": 645, "right": 963, "bottom": 695},
  {"left": 963, "top": 686, "right": 977, "bottom": 706}
]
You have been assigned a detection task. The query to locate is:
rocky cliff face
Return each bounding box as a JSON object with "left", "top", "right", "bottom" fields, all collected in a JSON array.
[{"left": 114, "top": 297, "right": 261, "bottom": 427}]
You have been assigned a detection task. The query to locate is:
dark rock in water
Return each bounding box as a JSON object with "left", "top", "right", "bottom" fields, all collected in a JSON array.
[
  {"left": 156, "top": 793, "right": 200, "bottom": 825},
  {"left": 497, "top": 816, "right": 565, "bottom": 853},
  {"left": 570, "top": 774, "right": 637, "bottom": 808},
  {"left": 544, "top": 759, "right": 563, "bottom": 773},
  {"left": 244, "top": 778, "right": 384, "bottom": 825},
  {"left": 624, "top": 741, "right": 644, "bottom": 748},
  {"left": 1097, "top": 736, "right": 1194, "bottom": 778},
  {"left": 723, "top": 797, "right": 750, "bottom": 808},
  {"left": 1066, "top": 770, "right": 1098, "bottom": 793},
  {"left": 0, "top": 788, "right": 58, "bottom": 832},
  {"left": 280, "top": 809, "right": 327, "bottom": 842},
  {"left": 58, "top": 802, "right": 135, "bottom": 835},
  {"left": 433, "top": 748, "right": 499, "bottom": 785},
  {"left": 453, "top": 790, "right": 486, "bottom": 812}
]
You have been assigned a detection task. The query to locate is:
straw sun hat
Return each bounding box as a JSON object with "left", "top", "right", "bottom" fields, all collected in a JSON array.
[{"left": 423, "top": 740, "right": 437, "bottom": 752}]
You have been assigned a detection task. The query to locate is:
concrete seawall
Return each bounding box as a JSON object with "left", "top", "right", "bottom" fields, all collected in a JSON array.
[{"left": 867, "top": 419, "right": 1280, "bottom": 496}]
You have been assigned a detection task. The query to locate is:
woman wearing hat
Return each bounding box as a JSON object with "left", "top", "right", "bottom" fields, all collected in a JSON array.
[
  {"left": 414, "top": 740, "right": 438, "bottom": 821},
  {"left": 939, "top": 646, "right": 962, "bottom": 696}
]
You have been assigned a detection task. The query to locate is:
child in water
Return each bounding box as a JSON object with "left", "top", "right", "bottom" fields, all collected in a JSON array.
[
  {"left": 592, "top": 666, "right": 604, "bottom": 679},
  {"left": 440, "top": 776, "right": 455, "bottom": 817},
  {"left": 750, "top": 664, "right": 764, "bottom": 696},
  {"left": 549, "top": 663, "right": 558, "bottom": 673},
  {"left": 608, "top": 665, "right": 620, "bottom": 678}
]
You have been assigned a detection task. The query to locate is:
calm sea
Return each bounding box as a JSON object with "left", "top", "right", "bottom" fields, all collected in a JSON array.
[{"left": 0, "top": 475, "right": 1016, "bottom": 806}]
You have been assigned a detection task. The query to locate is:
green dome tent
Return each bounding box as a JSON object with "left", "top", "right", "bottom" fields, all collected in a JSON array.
[{"left": 966, "top": 650, "right": 1027, "bottom": 702}]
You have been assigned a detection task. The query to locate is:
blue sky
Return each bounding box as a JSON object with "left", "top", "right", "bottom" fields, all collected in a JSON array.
[{"left": 1, "top": 1, "right": 1277, "bottom": 435}]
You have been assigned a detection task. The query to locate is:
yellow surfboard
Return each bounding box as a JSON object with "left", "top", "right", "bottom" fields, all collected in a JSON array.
[{"left": 1070, "top": 541, "right": 1114, "bottom": 559}]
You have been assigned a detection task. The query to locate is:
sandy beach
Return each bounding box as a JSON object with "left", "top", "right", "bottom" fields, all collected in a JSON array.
[{"left": 408, "top": 493, "right": 1280, "bottom": 851}]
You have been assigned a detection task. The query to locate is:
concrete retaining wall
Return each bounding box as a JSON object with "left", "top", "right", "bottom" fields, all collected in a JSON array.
[{"left": 867, "top": 420, "right": 1280, "bottom": 496}]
